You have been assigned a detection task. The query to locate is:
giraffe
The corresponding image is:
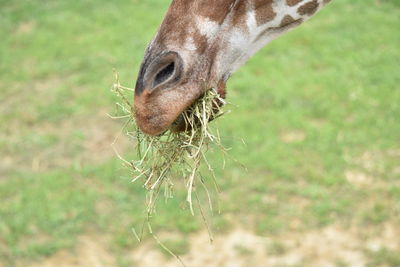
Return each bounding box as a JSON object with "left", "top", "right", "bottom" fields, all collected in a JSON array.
[{"left": 134, "top": 0, "right": 333, "bottom": 135}]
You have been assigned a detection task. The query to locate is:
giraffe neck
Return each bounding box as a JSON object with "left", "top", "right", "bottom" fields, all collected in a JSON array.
[
  {"left": 151, "top": 0, "right": 331, "bottom": 84},
  {"left": 213, "top": 0, "right": 330, "bottom": 80}
]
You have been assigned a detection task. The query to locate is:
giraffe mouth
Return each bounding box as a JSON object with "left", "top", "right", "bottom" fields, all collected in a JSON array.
[
  {"left": 169, "top": 87, "right": 226, "bottom": 133},
  {"left": 170, "top": 113, "right": 188, "bottom": 132},
  {"left": 134, "top": 84, "right": 226, "bottom": 136}
]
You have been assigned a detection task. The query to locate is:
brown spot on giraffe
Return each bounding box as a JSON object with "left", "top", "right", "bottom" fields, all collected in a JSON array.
[
  {"left": 287, "top": 0, "right": 304, "bottom": 6},
  {"left": 255, "top": 15, "right": 303, "bottom": 43},
  {"left": 298, "top": 0, "right": 319, "bottom": 16},
  {"left": 192, "top": 30, "right": 209, "bottom": 55},
  {"left": 254, "top": 0, "right": 276, "bottom": 26},
  {"left": 232, "top": 1, "right": 248, "bottom": 27},
  {"left": 279, "top": 15, "right": 303, "bottom": 31},
  {"left": 280, "top": 15, "right": 296, "bottom": 27},
  {"left": 194, "top": 0, "right": 235, "bottom": 25}
]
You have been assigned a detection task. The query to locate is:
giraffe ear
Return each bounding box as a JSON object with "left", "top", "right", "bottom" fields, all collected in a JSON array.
[{"left": 144, "top": 51, "right": 183, "bottom": 92}]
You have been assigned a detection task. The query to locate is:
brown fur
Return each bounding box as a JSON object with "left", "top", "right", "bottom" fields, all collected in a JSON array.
[
  {"left": 157, "top": 1, "right": 191, "bottom": 46},
  {"left": 254, "top": 0, "right": 276, "bottom": 26},
  {"left": 280, "top": 15, "right": 296, "bottom": 27},
  {"left": 287, "top": 0, "right": 304, "bottom": 6},
  {"left": 232, "top": 1, "right": 249, "bottom": 26},
  {"left": 195, "top": 0, "right": 235, "bottom": 24},
  {"left": 298, "top": 0, "right": 319, "bottom": 16},
  {"left": 193, "top": 30, "right": 209, "bottom": 54}
]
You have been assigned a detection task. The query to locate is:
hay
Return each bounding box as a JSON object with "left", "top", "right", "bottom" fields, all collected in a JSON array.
[{"left": 111, "top": 73, "right": 227, "bottom": 217}]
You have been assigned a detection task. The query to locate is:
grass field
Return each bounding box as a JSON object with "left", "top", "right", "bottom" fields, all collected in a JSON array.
[{"left": 1, "top": 0, "right": 399, "bottom": 266}]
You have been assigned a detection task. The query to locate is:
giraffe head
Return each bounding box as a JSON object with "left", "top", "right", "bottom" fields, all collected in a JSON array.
[{"left": 134, "top": 0, "right": 330, "bottom": 135}]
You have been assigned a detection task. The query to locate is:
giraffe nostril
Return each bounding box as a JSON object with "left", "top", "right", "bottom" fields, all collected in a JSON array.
[
  {"left": 153, "top": 61, "right": 175, "bottom": 88},
  {"left": 137, "top": 51, "right": 183, "bottom": 94}
]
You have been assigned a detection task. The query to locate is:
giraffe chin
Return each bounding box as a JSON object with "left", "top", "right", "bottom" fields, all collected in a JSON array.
[
  {"left": 134, "top": 98, "right": 193, "bottom": 136},
  {"left": 135, "top": 106, "right": 190, "bottom": 136}
]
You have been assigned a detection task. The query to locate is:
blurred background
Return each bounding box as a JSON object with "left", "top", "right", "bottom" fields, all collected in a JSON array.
[{"left": 1, "top": 0, "right": 399, "bottom": 266}]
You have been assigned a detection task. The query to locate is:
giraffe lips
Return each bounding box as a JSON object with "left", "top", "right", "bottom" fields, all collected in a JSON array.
[
  {"left": 169, "top": 88, "right": 226, "bottom": 133},
  {"left": 135, "top": 84, "right": 226, "bottom": 135}
]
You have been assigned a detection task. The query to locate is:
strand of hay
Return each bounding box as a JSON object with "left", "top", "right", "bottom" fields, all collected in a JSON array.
[{"left": 111, "top": 72, "right": 227, "bottom": 217}]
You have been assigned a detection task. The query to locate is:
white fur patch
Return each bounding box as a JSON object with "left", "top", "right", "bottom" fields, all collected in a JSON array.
[
  {"left": 184, "top": 36, "right": 197, "bottom": 51},
  {"left": 196, "top": 16, "right": 220, "bottom": 40},
  {"left": 216, "top": 0, "right": 324, "bottom": 76}
]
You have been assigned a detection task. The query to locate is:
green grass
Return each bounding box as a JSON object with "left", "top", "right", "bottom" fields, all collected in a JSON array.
[
  {"left": 1, "top": 0, "right": 400, "bottom": 265},
  {"left": 366, "top": 248, "right": 400, "bottom": 267}
]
